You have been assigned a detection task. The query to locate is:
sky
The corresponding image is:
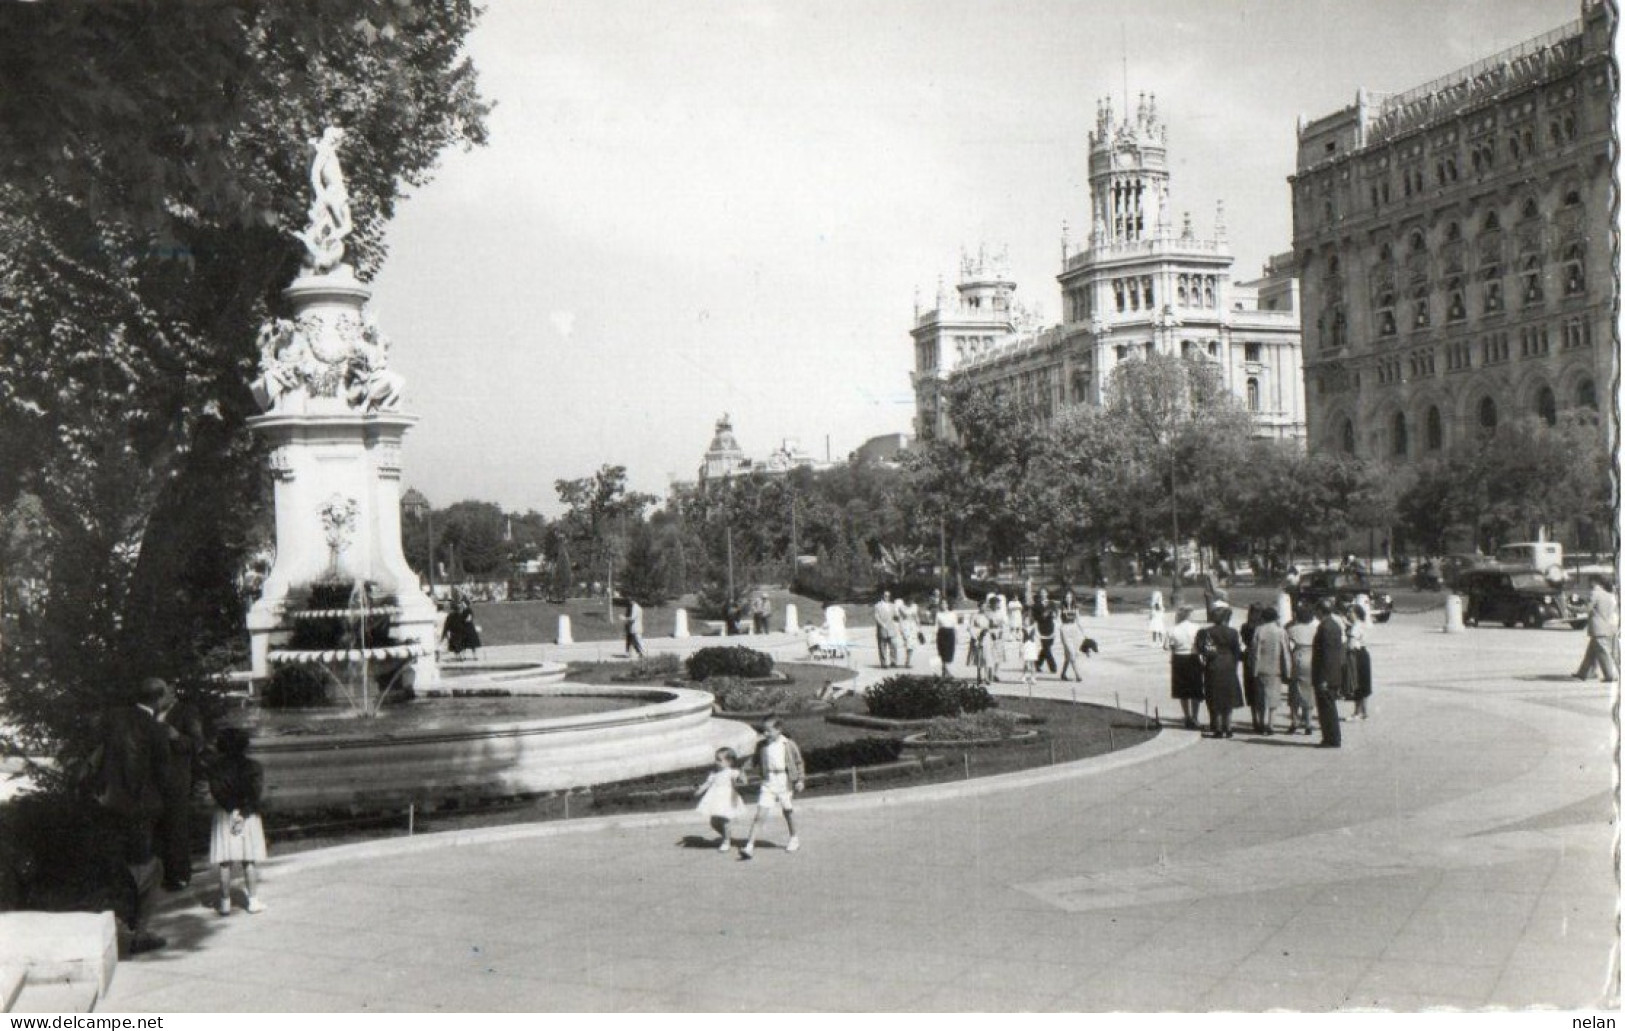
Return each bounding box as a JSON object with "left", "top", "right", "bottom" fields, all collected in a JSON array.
[{"left": 366, "top": 0, "right": 1581, "bottom": 516}]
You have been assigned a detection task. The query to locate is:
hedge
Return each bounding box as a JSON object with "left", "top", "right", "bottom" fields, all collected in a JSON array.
[
  {"left": 863, "top": 674, "right": 994, "bottom": 720},
  {"left": 685, "top": 646, "right": 774, "bottom": 681}
]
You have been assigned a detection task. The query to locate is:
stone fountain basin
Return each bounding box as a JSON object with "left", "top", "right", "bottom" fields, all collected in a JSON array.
[{"left": 238, "top": 663, "right": 756, "bottom": 812}]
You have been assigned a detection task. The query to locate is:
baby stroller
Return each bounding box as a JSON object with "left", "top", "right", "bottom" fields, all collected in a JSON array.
[{"left": 804, "top": 623, "right": 850, "bottom": 661}]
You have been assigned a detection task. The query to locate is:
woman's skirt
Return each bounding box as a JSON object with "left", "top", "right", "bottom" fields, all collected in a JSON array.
[
  {"left": 1254, "top": 673, "right": 1284, "bottom": 711},
  {"left": 935, "top": 628, "right": 956, "bottom": 667},
  {"left": 1341, "top": 650, "right": 1373, "bottom": 700},
  {"left": 1170, "top": 654, "right": 1204, "bottom": 700}
]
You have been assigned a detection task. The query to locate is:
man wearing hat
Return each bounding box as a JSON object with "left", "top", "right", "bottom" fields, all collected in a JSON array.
[{"left": 97, "top": 677, "right": 173, "bottom": 955}]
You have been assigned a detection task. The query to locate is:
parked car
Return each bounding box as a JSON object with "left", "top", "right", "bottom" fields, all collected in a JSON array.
[
  {"left": 1459, "top": 568, "right": 1577, "bottom": 629},
  {"left": 1291, "top": 570, "right": 1393, "bottom": 623}
]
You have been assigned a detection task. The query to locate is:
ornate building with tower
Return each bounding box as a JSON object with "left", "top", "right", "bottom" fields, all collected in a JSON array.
[
  {"left": 1290, "top": 1, "right": 1615, "bottom": 461},
  {"left": 912, "top": 93, "right": 1306, "bottom": 443}
]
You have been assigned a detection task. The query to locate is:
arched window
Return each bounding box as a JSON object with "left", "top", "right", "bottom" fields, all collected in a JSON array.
[
  {"left": 1379, "top": 242, "right": 1394, "bottom": 262},
  {"left": 1426, "top": 406, "right": 1443, "bottom": 451},
  {"left": 1392, "top": 412, "right": 1408, "bottom": 457},
  {"left": 1522, "top": 197, "right": 1539, "bottom": 220},
  {"left": 1564, "top": 189, "right": 1582, "bottom": 207},
  {"left": 1409, "top": 229, "right": 1426, "bottom": 253},
  {"left": 1484, "top": 211, "right": 1500, "bottom": 232},
  {"left": 1246, "top": 378, "right": 1260, "bottom": 412},
  {"left": 1446, "top": 222, "right": 1461, "bottom": 241},
  {"left": 1562, "top": 242, "right": 1585, "bottom": 295},
  {"left": 1537, "top": 386, "right": 1557, "bottom": 426},
  {"left": 1478, "top": 396, "right": 1499, "bottom": 434},
  {"left": 1577, "top": 377, "right": 1597, "bottom": 409},
  {"left": 1327, "top": 255, "right": 1340, "bottom": 275},
  {"left": 1341, "top": 418, "right": 1356, "bottom": 454}
]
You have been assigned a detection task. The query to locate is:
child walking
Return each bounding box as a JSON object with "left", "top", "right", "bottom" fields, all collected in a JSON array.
[
  {"left": 1020, "top": 612, "right": 1040, "bottom": 691},
  {"left": 694, "top": 747, "right": 744, "bottom": 851},
  {"left": 208, "top": 728, "right": 267, "bottom": 915},
  {"left": 740, "top": 718, "right": 805, "bottom": 859}
]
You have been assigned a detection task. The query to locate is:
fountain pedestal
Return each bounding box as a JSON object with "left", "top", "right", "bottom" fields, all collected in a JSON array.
[{"left": 245, "top": 264, "right": 438, "bottom": 686}]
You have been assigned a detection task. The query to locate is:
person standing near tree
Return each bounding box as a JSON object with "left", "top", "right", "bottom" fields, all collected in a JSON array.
[
  {"left": 932, "top": 597, "right": 959, "bottom": 675},
  {"left": 1031, "top": 588, "right": 1058, "bottom": 675},
  {"left": 1310, "top": 599, "right": 1345, "bottom": 748},
  {"left": 1197, "top": 605, "right": 1244, "bottom": 739},
  {"left": 895, "top": 595, "right": 920, "bottom": 669},
  {"left": 97, "top": 678, "right": 172, "bottom": 956},
  {"left": 873, "top": 590, "right": 900, "bottom": 669},
  {"left": 157, "top": 684, "right": 207, "bottom": 891},
  {"left": 1167, "top": 606, "right": 1204, "bottom": 730},
  {"left": 1056, "top": 590, "right": 1084, "bottom": 682},
  {"left": 750, "top": 592, "right": 772, "bottom": 635}
]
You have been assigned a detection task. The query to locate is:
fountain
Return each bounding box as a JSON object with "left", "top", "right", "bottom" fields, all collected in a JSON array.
[{"left": 239, "top": 129, "right": 753, "bottom": 811}]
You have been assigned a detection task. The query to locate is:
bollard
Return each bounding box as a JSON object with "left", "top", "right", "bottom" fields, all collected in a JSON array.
[
  {"left": 963, "top": 753, "right": 971, "bottom": 780},
  {"left": 850, "top": 767, "right": 858, "bottom": 794},
  {"left": 408, "top": 803, "right": 415, "bottom": 837},
  {"left": 563, "top": 790, "right": 570, "bottom": 820},
  {"left": 1276, "top": 591, "right": 1294, "bottom": 625},
  {"left": 1143, "top": 698, "right": 1150, "bottom": 729},
  {"left": 1094, "top": 589, "right": 1110, "bottom": 618},
  {"left": 1444, "top": 594, "right": 1466, "bottom": 633},
  {"left": 1108, "top": 724, "right": 1116, "bottom": 751},
  {"left": 784, "top": 603, "right": 799, "bottom": 633},
  {"left": 557, "top": 614, "right": 573, "bottom": 645},
  {"left": 673, "top": 608, "right": 689, "bottom": 639},
  {"left": 1049, "top": 740, "right": 1056, "bottom": 765}
]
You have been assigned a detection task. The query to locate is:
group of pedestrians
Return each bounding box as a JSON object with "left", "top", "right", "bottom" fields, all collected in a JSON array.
[
  {"left": 1167, "top": 598, "right": 1374, "bottom": 747},
  {"left": 95, "top": 678, "right": 271, "bottom": 957},
  {"left": 872, "top": 590, "right": 924, "bottom": 669}
]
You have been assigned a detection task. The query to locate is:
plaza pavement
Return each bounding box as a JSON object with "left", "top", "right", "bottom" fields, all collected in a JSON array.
[{"left": 95, "top": 608, "right": 1618, "bottom": 1012}]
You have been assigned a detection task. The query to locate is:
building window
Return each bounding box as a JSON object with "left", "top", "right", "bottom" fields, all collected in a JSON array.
[
  {"left": 1536, "top": 386, "right": 1557, "bottom": 426},
  {"left": 1520, "top": 254, "right": 1544, "bottom": 305},
  {"left": 1244, "top": 342, "right": 1261, "bottom": 362},
  {"left": 1207, "top": 341, "right": 1218, "bottom": 357},
  {"left": 1577, "top": 377, "right": 1597, "bottom": 409},
  {"left": 1377, "top": 291, "right": 1397, "bottom": 337},
  {"left": 1246, "top": 378, "right": 1260, "bottom": 412},
  {"left": 1483, "top": 280, "right": 1503, "bottom": 314},
  {"left": 1426, "top": 406, "right": 1443, "bottom": 451},
  {"left": 1392, "top": 412, "right": 1408, "bottom": 457},
  {"left": 1115, "top": 344, "right": 1129, "bottom": 360},
  {"left": 1478, "top": 396, "right": 1498, "bottom": 435},
  {"left": 1341, "top": 418, "right": 1356, "bottom": 454},
  {"left": 1445, "top": 281, "right": 1465, "bottom": 322},
  {"left": 1412, "top": 294, "right": 1430, "bottom": 329},
  {"left": 1562, "top": 243, "right": 1585, "bottom": 296}
]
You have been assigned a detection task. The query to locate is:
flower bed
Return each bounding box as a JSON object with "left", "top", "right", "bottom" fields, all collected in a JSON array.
[
  {"left": 706, "top": 676, "right": 828, "bottom": 717},
  {"left": 902, "top": 710, "right": 1036, "bottom": 747}
]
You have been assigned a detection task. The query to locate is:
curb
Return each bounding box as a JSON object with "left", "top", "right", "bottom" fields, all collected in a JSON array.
[{"left": 251, "top": 717, "right": 1194, "bottom": 879}]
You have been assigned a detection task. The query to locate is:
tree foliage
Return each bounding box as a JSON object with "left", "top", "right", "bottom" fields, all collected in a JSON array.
[{"left": 0, "top": 1, "right": 489, "bottom": 772}]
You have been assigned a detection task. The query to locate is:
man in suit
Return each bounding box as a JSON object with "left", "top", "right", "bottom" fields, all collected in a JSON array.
[
  {"left": 98, "top": 678, "right": 172, "bottom": 955},
  {"left": 1574, "top": 579, "right": 1619, "bottom": 683},
  {"left": 1309, "top": 599, "right": 1344, "bottom": 748}
]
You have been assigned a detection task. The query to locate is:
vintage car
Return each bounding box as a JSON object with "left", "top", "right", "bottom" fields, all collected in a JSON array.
[
  {"left": 1459, "top": 568, "right": 1577, "bottom": 628},
  {"left": 1290, "top": 570, "right": 1393, "bottom": 623}
]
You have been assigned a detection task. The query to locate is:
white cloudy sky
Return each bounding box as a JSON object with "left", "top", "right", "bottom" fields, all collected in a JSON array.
[{"left": 367, "top": 0, "right": 1579, "bottom": 515}]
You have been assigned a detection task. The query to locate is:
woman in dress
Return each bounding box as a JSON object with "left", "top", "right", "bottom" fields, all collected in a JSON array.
[
  {"left": 1197, "top": 605, "right": 1245, "bottom": 738},
  {"left": 1249, "top": 606, "right": 1292, "bottom": 735},
  {"left": 932, "top": 599, "right": 958, "bottom": 675},
  {"left": 1147, "top": 590, "right": 1167, "bottom": 646},
  {"left": 1165, "top": 606, "right": 1204, "bottom": 729},
  {"left": 1344, "top": 602, "right": 1373, "bottom": 719},
  {"left": 1285, "top": 608, "right": 1319, "bottom": 735},
  {"left": 896, "top": 596, "right": 921, "bottom": 670},
  {"left": 1056, "top": 590, "right": 1084, "bottom": 682},
  {"left": 968, "top": 598, "right": 993, "bottom": 684}
]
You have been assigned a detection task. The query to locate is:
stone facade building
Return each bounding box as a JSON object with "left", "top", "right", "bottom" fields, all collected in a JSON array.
[
  {"left": 1291, "top": 1, "right": 1615, "bottom": 461},
  {"left": 912, "top": 93, "right": 1306, "bottom": 443}
]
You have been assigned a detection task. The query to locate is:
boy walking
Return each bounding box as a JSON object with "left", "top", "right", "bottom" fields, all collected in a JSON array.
[{"left": 740, "top": 717, "right": 805, "bottom": 858}]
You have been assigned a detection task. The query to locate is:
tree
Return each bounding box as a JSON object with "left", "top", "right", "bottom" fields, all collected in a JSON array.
[
  {"left": 618, "top": 523, "right": 672, "bottom": 606},
  {"left": 554, "top": 465, "right": 656, "bottom": 607},
  {"left": 1105, "top": 353, "right": 1252, "bottom": 597},
  {"left": 0, "top": 1, "right": 489, "bottom": 778}
]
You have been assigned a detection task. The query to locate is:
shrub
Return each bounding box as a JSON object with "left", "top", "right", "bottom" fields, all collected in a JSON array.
[
  {"left": 685, "top": 646, "right": 774, "bottom": 681},
  {"left": 863, "top": 675, "right": 993, "bottom": 720},
  {"left": 802, "top": 737, "right": 905, "bottom": 773},
  {"left": 919, "top": 710, "right": 1024, "bottom": 742},
  {"left": 0, "top": 793, "right": 134, "bottom": 921},
  {"left": 615, "top": 653, "right": 682, "bottom": 682},
  {"left": 706, "top": 676, "right": 820, "bottom": 715},
  {"left": 262, "top": 664, "right": 332, "bottom": 709}
]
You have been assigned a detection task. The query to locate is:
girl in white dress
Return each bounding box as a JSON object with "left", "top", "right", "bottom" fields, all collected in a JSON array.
[
  {"left": 694, "top": 747, "right": 745, "bottom": 850},
  {"left": 209, "top": 728, "right": 269, "bottom": 915},
  {"left": 1147, "top": 590, "right": 1168, "bottom": 646}
]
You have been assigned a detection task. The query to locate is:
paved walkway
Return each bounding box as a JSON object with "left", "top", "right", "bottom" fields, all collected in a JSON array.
[{"left": 98, "top": 611, "right": 1618, "bottom": 1012}]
